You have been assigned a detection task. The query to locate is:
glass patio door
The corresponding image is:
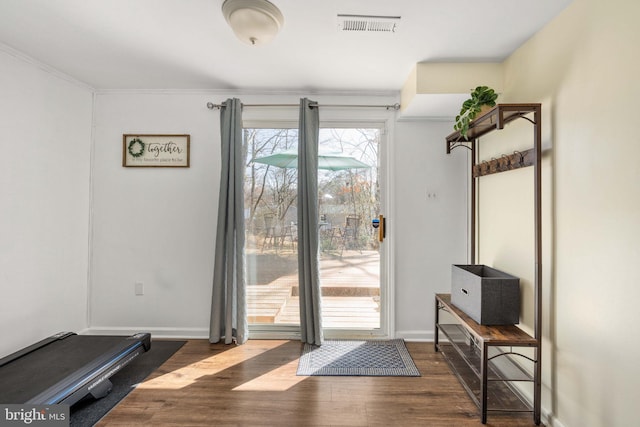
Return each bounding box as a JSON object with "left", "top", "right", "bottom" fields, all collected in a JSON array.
[
  {"left": 317, "top": 127, "right": 382, "bottom": 335},
  {"left": 244, "top": 127, "right": 300, "bottom": 329},
  {"left": 244, "top": 125, "right": 386, "bottom": 337}
]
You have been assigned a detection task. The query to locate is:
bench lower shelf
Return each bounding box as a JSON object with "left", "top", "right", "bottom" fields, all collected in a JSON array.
[
  {"left": 435, "top": 293, "right": 540, "bottom": 424},
  {"left": 437, "top": 342, "right": 533, "bottom": 413}
]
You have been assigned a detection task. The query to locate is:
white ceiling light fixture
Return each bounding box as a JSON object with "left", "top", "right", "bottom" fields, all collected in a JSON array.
[{"left": 222, "top": 0, "right": 284, "bottom": 46}]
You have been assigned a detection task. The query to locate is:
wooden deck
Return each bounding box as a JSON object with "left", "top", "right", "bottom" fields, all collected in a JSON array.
[{"left": 247, "top": 249, "right": 380, "bottom": 328}]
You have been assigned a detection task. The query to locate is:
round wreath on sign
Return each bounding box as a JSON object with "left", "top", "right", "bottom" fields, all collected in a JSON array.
[{"left": 128, "top": 138, "right": 145, "bottom": 157}]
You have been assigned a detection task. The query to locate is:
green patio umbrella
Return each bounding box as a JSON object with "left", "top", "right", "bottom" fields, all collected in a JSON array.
[{"left": 251, "top": 150, "right": 370, "bottom": 171}]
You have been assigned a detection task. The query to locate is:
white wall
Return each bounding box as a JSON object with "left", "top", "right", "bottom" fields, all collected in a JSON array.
[
  {"left": 393, "top": 119, "right": 468, "bottom": 340},
  {"left": 88, "top": 92, "right": 448, "bottom": 338},
  {"left": 480, "top": 0, "right": 640, "bottom": 425},
  {"left": 89, "top": 92, "right": 220, "bottom": 337},
  {"left": 0, "top": 47, "right": 93, "bottom": 357}
]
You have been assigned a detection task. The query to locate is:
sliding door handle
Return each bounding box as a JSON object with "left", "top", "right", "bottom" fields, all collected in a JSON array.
[{"left": 373, "top": 214, "right": 386, "bottom": 242}]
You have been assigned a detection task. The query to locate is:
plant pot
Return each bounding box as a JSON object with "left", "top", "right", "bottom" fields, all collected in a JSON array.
[
  {"left": 478, "top": 104, "right": 493, "bottom": 115},
  {"left": 473, "top": 104, "right": 495, "bottom": 124}
]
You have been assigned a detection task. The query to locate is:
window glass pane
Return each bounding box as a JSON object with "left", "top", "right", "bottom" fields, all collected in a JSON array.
[
  {"left": 245, "top": 128, "right": 299, "bottom": 326},
  {"left": 244, "top": 126, "right": 381, "bottom": 330},
  {"left": 318, "top": 128, "right": 381, "bottom": 329}
]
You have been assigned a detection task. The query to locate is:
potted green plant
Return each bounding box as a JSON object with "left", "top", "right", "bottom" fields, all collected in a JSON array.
[{"left": 454, "top": 86, "right": 499, "bottom": 140}]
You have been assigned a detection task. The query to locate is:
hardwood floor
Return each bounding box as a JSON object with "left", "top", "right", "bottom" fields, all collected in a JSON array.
[{"left": 97, "top": 340, "right": 543, "bottom": 427}]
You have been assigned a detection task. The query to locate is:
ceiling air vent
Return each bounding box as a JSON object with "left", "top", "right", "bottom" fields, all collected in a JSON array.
[{"left": 337, "top": 14, "right": 400, "bottom": 33}]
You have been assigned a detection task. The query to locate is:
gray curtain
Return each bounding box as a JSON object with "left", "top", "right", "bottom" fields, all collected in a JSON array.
[
  {"left": 209, "top": 98, "right": 247, "bottom": 345},
  {"left": 297, "top": 98, "right": 323, "bottom": 345}
]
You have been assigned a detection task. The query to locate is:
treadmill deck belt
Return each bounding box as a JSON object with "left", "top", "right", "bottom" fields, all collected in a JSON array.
[{"left": 0, "top": 332, "right": 151, "bottom": 405}]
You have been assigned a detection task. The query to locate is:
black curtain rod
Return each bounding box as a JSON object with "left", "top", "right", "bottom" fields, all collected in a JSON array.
[{"left": 206, "top": 102, "right": 400, "bottom": 111}]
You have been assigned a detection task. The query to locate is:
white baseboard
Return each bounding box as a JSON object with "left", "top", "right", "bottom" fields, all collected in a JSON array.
[
  {"left": 395, "top": 329, "right": 434, "bottom": 342},
  {"left": 83, "top": 328, "right": 436, "bottom": 341},
  {"left": 542, "top": 408, "right": 567, "bottom": 427},
  {"left": 84, "top": 326, "right": 209, "bottom": 339}
]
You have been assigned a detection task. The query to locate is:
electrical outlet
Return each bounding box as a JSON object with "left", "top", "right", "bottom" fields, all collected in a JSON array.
[{"left": 135, "top": 282, "right": 144, "bottom": 296}]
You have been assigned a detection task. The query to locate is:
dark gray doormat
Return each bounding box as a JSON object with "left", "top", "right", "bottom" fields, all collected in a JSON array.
[
  {"left": 297, "top": 339, "right": 420, "bottom": 376},
  {"left": 70, "top": 340, "right": 186, "bottom": 427}
]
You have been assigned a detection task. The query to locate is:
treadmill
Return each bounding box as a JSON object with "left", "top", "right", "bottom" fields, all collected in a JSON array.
[{"left": 0, "top": 332, "right": 151, "bottom": 406}]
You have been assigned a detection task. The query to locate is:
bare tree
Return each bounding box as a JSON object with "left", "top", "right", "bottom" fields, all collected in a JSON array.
[
  {"left": 244, "top": 126, "right": 381, "bottom": 249},
  {"left": 244, "top": 128, "right": 298, "bottom": 233}
]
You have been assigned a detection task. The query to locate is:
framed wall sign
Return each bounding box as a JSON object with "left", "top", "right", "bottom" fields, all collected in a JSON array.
[{"left": 123, "top": 134, "right": 190, "bottom": 167}]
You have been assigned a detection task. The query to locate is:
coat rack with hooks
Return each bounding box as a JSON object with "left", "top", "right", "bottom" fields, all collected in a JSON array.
[
  {"left": 437, "top": 103, "right": 542, "bottom": 425},
  {"left": 472, "top": 148, "right": 535, "bottom": 177}
]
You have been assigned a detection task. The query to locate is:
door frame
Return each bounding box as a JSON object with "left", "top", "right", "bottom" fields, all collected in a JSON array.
[
  {"left": 319, "top": 120, "right": 393, "bottom": 339},
  {"left": 244, "top": 113, "right": 396, "bottom": 340}
]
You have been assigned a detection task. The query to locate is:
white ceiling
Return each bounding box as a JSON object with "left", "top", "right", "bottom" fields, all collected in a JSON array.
[{"left": 0, "top": 0, "right": 571, "bottom": 96}]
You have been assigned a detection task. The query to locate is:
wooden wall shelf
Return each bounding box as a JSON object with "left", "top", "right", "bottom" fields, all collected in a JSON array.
[{"left": 446, "top": 104, "right": 541, "bottom": 153}]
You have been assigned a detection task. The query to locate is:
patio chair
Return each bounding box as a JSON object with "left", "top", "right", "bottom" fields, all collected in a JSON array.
[
  {"left": 320, "top": 223, "right": 341, "bottom": 252},
  {"left": 280, "top": 222, "right": 297, "bottom": 250},
  {"left": 261, "top": 215, "right": 279, "bottom": 252},
  {"left": 262, "top": 215, "right": 296, "bottom": 252},
  {"left": 340, "top": 214, "right": 362, "bottom": 255}
]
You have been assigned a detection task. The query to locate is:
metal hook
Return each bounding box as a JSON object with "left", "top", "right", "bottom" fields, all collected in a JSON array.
[
  {"left": 480, "top": 160, "right": 489, "bottom": 175},
  {"left": 490, "top": 157, "right": 498, "bottom": 173},
  {"left": 500, "top": 154, "right": 511, "bottom": 171},
  {"left": 513, "top": 150, "right": 524, "bottom": 166}
]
